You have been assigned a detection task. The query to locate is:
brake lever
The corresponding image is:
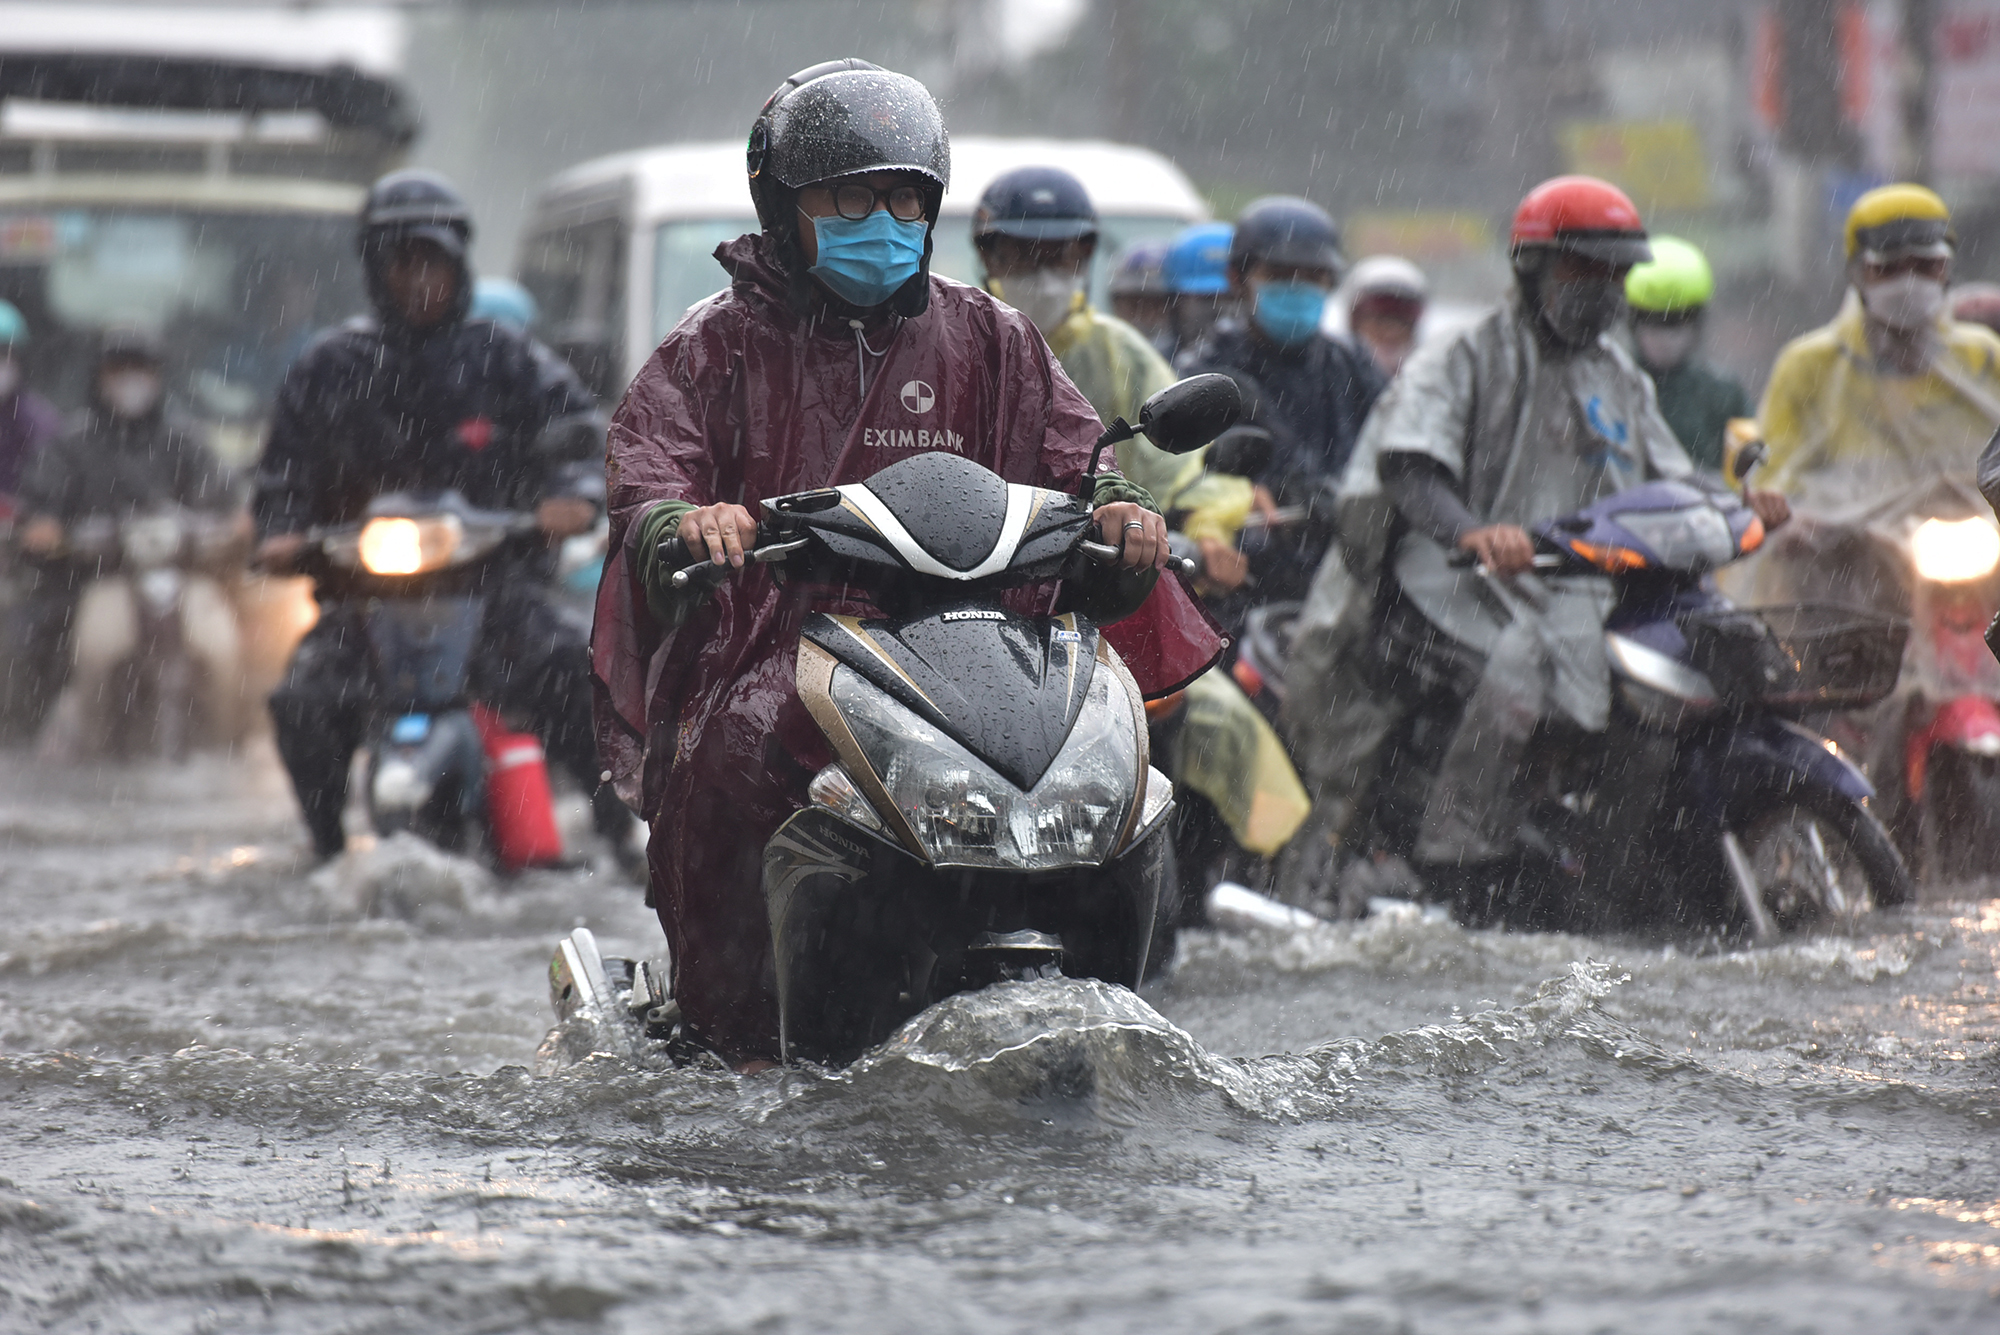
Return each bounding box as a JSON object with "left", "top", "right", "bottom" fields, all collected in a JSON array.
[
  {"left": 665, "top": 537, "right": 808, "bottom": 590},
  {"left": 1078, "top": 538, "right": 1198, "bottom": 578}
]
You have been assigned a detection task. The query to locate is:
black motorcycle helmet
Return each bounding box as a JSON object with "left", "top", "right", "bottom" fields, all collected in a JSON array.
[
  {"left": 973, "top": 166, "right": 1097, "bottom": 243},
  {"left": 1228, "top": 196, "right": 1344, "bottom": 281},
  {"left": 358, "top": 169, "right": 475, "bottom": 329},
  {"left": 746, "top": 58, "right": 950, "bottom": 317}
]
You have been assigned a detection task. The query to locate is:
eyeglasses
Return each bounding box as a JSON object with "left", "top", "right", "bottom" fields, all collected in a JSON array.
[
  {"left": 1861, "top": 255, "right": 1950, "bottom": 282},
  {"left": 823, "top": 181, "right": 928, "bottom": 223}
]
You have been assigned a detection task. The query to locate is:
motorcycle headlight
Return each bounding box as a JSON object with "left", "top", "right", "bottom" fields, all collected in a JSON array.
[
  {"left": 358, "top": 515, "right": 463, "bottom": 575},
  {"left": 1911, "top": 516, "right": 2000, "bottom": 583},
  {"left": 828, "top": 665, "right": 1140, "bottom": 870}
]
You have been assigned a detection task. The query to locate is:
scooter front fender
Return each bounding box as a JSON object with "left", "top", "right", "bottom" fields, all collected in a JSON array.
[
  {"left": 763, "top": 806, "right": 1170, "bottom": 1065},
  {"left": 1680, "top": 713, "right": 1875, "bottom": 831}
]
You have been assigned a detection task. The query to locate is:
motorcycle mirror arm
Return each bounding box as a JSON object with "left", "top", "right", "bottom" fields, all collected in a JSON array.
[{"left": 1077, "top": 418, "right": 1138, "bottom": 500}]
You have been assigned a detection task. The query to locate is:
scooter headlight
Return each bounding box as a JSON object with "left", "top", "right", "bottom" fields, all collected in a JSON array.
[
  {"left": 827, "top": 666, "right": 1140, "bottom": 870},
  {"left": 1911, "top": 516, "right": 2000, "bottom": 583},
  {"left": 357, "top": 515, "right": 464, "bottom": 575}
]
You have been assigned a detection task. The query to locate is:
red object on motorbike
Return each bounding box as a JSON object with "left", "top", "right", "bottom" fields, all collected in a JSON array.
[
  {"left": 469, "top": 704, "right": 565, "bottom": 871},
  {"left": 1100, "top": 571, "right": 1227, "bottom": 699},
  {"left": 1905, "top": 694, "right": 2000, "bottom": 800}
]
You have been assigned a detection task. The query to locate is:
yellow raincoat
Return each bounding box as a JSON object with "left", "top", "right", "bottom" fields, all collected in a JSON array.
[
  {"left": 1759, "top": 293, "right": 2000, "bottom": 492},
  {"left": 1044, "top": 297, "right": 1253, "bottom": 539},
  {"left": 1044, "top": 296, "right": 1306, "bottom": 857}
]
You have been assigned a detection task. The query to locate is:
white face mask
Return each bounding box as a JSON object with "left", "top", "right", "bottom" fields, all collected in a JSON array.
[
  {"left": 996, "top": 269, "right": 1084, "bottom": 337},
  {"left": 1861, "top": 274, "right": 1947, "bottom": 332},
  {"left": 1634, "top": 322, "right": 1699, "bottom": 370},
  {"left": 0, "top": 357, "right": 18, "bottom": 399},
  {"left": 101, "top": 369, "right": 163, "bottom": 419}
]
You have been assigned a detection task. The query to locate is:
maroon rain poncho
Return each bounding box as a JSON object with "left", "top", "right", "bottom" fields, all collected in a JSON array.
[{"left": 592, "top": 233, "right": 1220, "bottom": 1060}]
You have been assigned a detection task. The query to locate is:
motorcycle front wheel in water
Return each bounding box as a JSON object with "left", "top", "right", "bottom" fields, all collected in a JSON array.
[{"left": 1735, "top": 789, "right": 1912, "bottom": 934}]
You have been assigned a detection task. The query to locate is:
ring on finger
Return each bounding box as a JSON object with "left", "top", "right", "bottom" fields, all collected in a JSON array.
[{"left": 1123, "top": 521, "right": 1147, "bottom": 532}]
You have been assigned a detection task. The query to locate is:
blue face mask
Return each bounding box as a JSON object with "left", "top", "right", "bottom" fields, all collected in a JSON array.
[
  {"left": 806, "top": 209, "right": 928, "bottom": 308},
  {"left": 1251, "top": 280, "right": 1328, "bottom": 347}
]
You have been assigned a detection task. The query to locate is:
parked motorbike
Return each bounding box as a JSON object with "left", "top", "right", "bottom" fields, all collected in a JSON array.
[
  {"left": 304, "top": 490, "right": 566, "bottom": 869},
  {"left": 552, "top": 375, "right": 1238, "bottom": 1065},
  {"left": 1339, "top": 473, "right": 1913, "bottom": 935},
  {"left": 38, "top": 505, "right": 246, "bottom": 759}
]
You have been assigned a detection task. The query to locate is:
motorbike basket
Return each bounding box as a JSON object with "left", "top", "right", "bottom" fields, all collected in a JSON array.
[{"left": 1678, "top": 603, "right": 1908, "bottom": 712}]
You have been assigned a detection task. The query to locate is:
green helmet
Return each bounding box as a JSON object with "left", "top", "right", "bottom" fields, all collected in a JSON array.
[
  {"left": 0, "top": 300, "right": 25, "bottom": 346},
  {"left": 1624, "top": 235, "right": 1714, "bottom": 316}
]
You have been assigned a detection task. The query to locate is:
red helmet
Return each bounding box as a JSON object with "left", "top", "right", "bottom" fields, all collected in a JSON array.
[{"left": 1510, "top": 176, "right": 1651, "bottom": 266}]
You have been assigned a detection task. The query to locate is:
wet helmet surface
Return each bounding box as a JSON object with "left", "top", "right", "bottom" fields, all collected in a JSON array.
[
  {"left": 747, "top": 59, "right": 949, "bottom": 233},
  {"left": 359, "top": 169, "right": 473, "bottom": 255},
  {"left": 1510, "top": 176, "right": 1650, "bottom": 266}
]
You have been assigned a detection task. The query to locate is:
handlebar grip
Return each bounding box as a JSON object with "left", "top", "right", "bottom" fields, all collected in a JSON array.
[{"left": 1446, "top": 547, "right": 1477, "bottom": 568}]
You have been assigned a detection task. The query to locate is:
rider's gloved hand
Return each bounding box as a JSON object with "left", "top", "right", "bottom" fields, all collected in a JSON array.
[
  {"left": 1458, "top": 523, "right": 1536, "bottom": 576},
  {"left": 1746, "top": 489, "right": 1791, "bottom": 532},
  {"left": 678, "top": 502, "right": 759, "bottom": 568}
]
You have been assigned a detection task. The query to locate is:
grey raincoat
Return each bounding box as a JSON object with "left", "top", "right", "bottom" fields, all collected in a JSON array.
[{"left": 1281, "top": 295, "right": 1691, "bottom": 866}]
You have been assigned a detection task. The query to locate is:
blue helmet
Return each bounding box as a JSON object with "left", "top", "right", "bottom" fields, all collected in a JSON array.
[
  {"left": 471, "top": 277, "right": 538, "bottom": 332},
  {"left": 1164, "top": 222, "right": 1233, "bottom": 295},
  {"left": 0, "top": 299, "right": 26, "bottom": 346}
]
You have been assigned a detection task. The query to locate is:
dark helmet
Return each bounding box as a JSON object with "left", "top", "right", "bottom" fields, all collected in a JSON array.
[
  {"left": 973, "top": 166, "right": 1097, "bottom": 243},
  {"left": 359, "top": 169, "right": 473, "bottom": 258},
  {"left": 746, "top": 58, "right": 950, "bottom": 235},
  {"left": 99, "top": 323, "right": 165, "bottom": 367},
  {"left": 1230, "top": 196, "right": 1344, "bottom": 279},
  {"left": 358, "top": 169, "right": 474, "bottom": 327}
]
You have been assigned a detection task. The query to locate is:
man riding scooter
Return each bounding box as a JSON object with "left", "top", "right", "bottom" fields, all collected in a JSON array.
[
  {"left": 1281, "top": 176, "right": 1790, "bottom": 912},
  {"left": 14, "top": 328, "right": 244, "bottom": 757},
  {"left": 591, "top": 59, "right": 1220, "bottom": 1067},
  {"left": 1180, "top": 197, "right": 1385, "bottom": 619},
  {"left": 253, "top": 170, "right": 628, "bottom": 864}
]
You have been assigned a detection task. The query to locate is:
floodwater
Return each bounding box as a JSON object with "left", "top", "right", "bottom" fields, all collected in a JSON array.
[{"left": 3, "top": 744, "right": 1998, "bottom": 1333}]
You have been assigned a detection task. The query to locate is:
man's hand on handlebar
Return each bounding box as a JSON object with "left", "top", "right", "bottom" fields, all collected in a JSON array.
[
  {"left": 1094, "top": 502, "right": 1169, "bottom": 572},
  {"left": 1458, "top": 523, "right": 1536, "bottom": 577},
  {"left": 1197, "top": 535, "right": 1250, "bottom": 590},
  {"left": 17, "top": 515, "right": 61, "bottom": 556},
  {"left": 1746, "top": 489, "right": 1790, "bottom": 532},
  {"left": 679, "top": 502, "right": 759, "bottom": 568},
  {"left": 536, "top": 497, "right": 599, "bottom": 539},
  {"left": 254, "top": 532, "right": 307, "bottom": 572}
]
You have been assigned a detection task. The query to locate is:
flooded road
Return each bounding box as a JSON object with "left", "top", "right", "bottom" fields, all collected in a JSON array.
[{"left": 3, "top": 744, "right": 1998, "bottom": 1333}]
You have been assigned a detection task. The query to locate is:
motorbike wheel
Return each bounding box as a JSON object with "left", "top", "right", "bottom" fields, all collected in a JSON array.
[
  {"left": 1731, "top": 787, "right": 1913, "bottom": 934},
  {"left": 1919, "top": 747, "right": 2000, "bottom": 885}
]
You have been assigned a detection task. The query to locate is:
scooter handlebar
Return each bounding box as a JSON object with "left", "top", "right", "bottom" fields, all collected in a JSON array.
[{"left": 1077, "top": 538, "right": 1198, "bottom": 578}]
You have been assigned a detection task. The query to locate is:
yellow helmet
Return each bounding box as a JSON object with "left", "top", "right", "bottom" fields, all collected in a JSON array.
[{"left": 1844, "top": 184, "right": 1955, "bottom": 262}]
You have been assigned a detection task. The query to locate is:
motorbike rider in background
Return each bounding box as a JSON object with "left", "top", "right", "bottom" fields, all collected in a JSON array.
[
  {"left": 0, "top": 301, "right": 59, "bottom": 512},
  {"left": 1161, "top": 221, "right": 1234, "bottom": 366},
  {"left": 1179, "top": 196, "right": 1385, "bottom": 616},
  {"left": 1762, "top": 186, "right": 2000, "bottom": 498},
  {"left": 0, "top": 300, "right": 65, "bottom": 739},
  {"left": 1108, "top": 238, "right": 1174, "bottom": 359},
  {"left": 13, "top": 328, "right": 243, "bottom": 755},
  {"left": 1342, "top": 255, "right": 1429, "bottom": 378},
  {"left": 253, "top": 170, "right": 626, "bottom": 864},
  {"left": 1624, "top": 236, "right": 1752, "bottom": 472},
  {"left": 590, "top": 59, "right": 1218, "bottom": 1067},
  {"left": 1280, "top": 176, "right": 1790, "bottom": 912},
  {"left": 975, "top": 165, "right": 1307, "bottom": 908}
]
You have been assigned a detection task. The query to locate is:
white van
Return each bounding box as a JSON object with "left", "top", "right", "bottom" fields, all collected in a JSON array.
[{"left": 516, "top": 137, "right": 1208, "bottom": 399}]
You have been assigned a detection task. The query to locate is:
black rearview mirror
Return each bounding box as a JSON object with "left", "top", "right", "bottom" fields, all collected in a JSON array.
[
  {"left": 1205, "top": 424, "right": 1273, "bottom": 479},
  {"left": 1136, "top": 374, "right": 1242, "bottom": 454}
]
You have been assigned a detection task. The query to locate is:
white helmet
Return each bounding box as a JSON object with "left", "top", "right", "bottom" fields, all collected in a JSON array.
[{"left": 1345, "top": 255, "right": 1429, "bottom": 313}]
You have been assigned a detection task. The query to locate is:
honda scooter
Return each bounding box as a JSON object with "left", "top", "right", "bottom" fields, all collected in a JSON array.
[{"left": 550, "top": 375, "right": 1238, "bottom": 1065}]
